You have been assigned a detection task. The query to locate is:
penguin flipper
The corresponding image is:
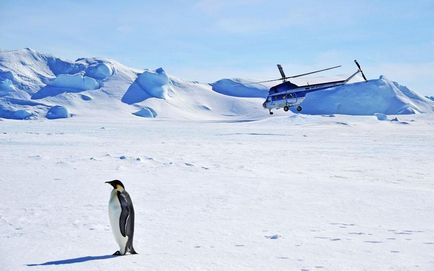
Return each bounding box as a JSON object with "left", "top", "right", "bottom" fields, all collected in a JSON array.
[{"left": 118, "top": 192, "right": 130, "bottom": 237}]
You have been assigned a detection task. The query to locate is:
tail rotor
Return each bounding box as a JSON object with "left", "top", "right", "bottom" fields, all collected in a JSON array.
[{"left": 354, "top": 60, "right": 367, "bottom": 81}]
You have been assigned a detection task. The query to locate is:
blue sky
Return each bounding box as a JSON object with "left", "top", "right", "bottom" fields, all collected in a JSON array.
[{"left": 1, "top": 0, "right": 433, "bottom": 95}]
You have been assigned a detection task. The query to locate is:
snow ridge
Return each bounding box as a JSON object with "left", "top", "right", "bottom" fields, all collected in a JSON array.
[{"left": 0, "top": 48, "right": 432, "bottom": 120}]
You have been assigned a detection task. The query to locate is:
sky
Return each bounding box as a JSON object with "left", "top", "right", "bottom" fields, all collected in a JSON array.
[{"left": 1, "top": 0, "right": 433, "bottom": 95}]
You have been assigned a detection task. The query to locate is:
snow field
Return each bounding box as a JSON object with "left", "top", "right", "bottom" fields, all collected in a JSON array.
[{"left": 1, "top": 114, "right": 434, "bottom": 270}]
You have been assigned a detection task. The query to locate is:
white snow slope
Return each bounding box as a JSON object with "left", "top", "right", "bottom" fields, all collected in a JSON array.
[
  {"left": 0, "top": 48, "right": 265, "bottom": 120},
  {"left": 1, "top": 114, "right": 434, "bottom": 270},
  {"left": 1, "top": 48, "right": 432, "bottom": 120}
]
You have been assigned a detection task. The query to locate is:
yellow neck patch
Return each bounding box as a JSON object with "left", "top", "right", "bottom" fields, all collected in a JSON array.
[{"left": 115, "top": 184, "right": 125, "bottom": 192}]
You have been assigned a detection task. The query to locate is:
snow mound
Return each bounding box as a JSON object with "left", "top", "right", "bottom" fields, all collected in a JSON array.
[
  {"left": 80, "top": 94, "right": 92, "bottom": 101},
  {"left": 0, "top": 49, "right": 127, "bottom": 119},
  {"left": 46, "top": 105, "right": 70, "bottom": 119},
  {"left": 0, "top": 48, "right": 432, "bottom": 120},
  {"left": 85, "top": 62, "right": 113, "bottom": 80},
  {"left": 133, "top": 107, "right": 157, "bottom": 118},
  {"left": 122, "top": 68, "right": 172, "bottom": 104},
  {"left": 12, "top": 109, "right": 33, "bottom": 119},
  {"left": 298, "top": 76, "right": 433, "bottom": 115},
  {"left": 0, "top": 78, "right": 16, "bottom": 96},
  {"left": 47, "top": 73, "right": 100, "bottom": 90},
  {"left": 0, "top": 49, "right": 265, "bottom": 120},
  {"left": 374, "top": 113, "right": 388, "bottom": 121},
  {"left": 0, "top": 107, "right": 33, "bottom": 119},
  {"left": 211, "top": 78, "right": 268, "bottom": 98}
]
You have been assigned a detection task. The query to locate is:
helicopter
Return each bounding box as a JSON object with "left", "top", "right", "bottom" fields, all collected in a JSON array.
[{"left": 259, "top": 60, "right": 367, "bottom": 114}]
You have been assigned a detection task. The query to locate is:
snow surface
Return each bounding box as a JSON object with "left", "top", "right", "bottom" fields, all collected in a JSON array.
[
  {"left": 85, "top": 62, "right": 113, "bottom": 80},
  {"left": 46, "top": 105, "right": 70, "bottom": 119},
  {"left": 0, "top": 48, "right": 432, "bottom": 121},
  {"left": 46, "top": 73, "right": 100, "bottom": 91},
  {"left": 0, "top": 49, "right": 267, "bottom": 121},
  {"left": 122, "top": 67, "right": 173, "bottom": 103},
  {"left": 0, "top": 78, "right": 16, "bottom": 96},
  {"left": 211, "top": 78, "right": 268, "bottom": 98},
  {"left": 1, "top": 113, "right": 434, "bottom": 270},
  {"left": 133, "top": 107, "right": 157, "bottom": 118},
  {"left": 297, "top": 76, "right": 434, "bottom": 115}
]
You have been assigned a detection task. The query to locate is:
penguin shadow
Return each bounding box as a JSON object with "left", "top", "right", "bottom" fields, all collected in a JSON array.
[{"left": 26, "top": 254, "right": 116, "bottom": 266}]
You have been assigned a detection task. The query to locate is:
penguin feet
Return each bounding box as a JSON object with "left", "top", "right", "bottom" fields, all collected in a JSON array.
[{"left": 113, "top": 249, "right": 137, "bottom": 256}]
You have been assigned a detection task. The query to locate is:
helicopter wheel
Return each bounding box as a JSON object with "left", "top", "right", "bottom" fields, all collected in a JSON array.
[
  {"left": 269, "top": 111, "right": 273, "bottom": 115},
  {"left": 296, "top": 106, "right": 302, "bottom": 112},
  {"left": 283, "top": 106, "right": 289, "bottom": 112}
]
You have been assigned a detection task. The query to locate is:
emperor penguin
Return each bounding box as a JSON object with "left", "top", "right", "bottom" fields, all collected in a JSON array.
[{"left": 106, "top": 180, "right": 137, "bottom": 255}]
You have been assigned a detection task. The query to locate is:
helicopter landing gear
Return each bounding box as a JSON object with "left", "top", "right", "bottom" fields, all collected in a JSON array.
[
  {"left": 283, "top": 106, "right": 289, "bottom": 112},
  {"left": 296, "top": 106, "right": 302, "bottom": 112},
  {"left": 269, "top": 110, "right": 273, "bottom": 115}
]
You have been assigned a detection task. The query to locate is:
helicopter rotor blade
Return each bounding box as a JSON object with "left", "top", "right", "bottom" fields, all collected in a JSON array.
[
  {"left": 277, "top": 64, "right": 286, "bottom": 79},
  {"left": 354, "top": 60, "right": 367, "bottom": 81},
  {"left": 253, "top": 78, "right": 288, "bottom": 84},
  {"left": 253, "top": 65, "right": 342, "bottom": 84},
  {"left": 286, "top": 65, "right": 342, "bottom": 79}
]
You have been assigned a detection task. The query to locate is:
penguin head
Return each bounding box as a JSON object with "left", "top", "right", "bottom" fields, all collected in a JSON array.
[{"left": 105, "top": 179, "right": 125, "bottom": 191}]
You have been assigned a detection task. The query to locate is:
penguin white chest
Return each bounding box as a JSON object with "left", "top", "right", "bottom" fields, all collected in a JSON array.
[{"left": 108, "top": 190, "right": 128, "bottom": 253}]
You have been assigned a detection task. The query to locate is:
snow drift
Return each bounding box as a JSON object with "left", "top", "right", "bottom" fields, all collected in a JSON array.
[
  {"left": 296, "top": 76, "right": 434, "bottom": 115},
  {"left": 122, "top": 68, "right": 173, "bottom": 104},
  {"left": 211, "top": 77, "right": 433, "bottom": 115},
  {"left": 211, "top": 78, "right": 268, "bottom": 98},
  {"left": 133, "top": 107, "right": 158, "bottom": 118},
  {"left": 85, "top": 62, "right": 113, "bottom": 80},
  {"left": 0, "top": 48, "right": 432, "bottom": 120},
  {"left": 47, "top": 73, "right": 100, "bottom": 90},
  {"left": 46, "top": 105, "right": 70, "bottom": 119}
]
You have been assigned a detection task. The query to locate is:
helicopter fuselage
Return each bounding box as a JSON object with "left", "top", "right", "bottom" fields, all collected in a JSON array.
[
  {"left": 260, "top": 60, "right": 367, "bottom": 114},
  {"left": 262, "top": 79, "right": 346, "bottom": 112}
]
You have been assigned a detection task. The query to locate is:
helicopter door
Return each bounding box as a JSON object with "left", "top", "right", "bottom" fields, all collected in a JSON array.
[{"left": 286, "top": 93, "right": 297, "bottom": 105}]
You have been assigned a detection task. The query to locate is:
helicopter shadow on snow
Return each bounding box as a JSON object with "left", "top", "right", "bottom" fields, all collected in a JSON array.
[{"left": 26, "top": 254, "right": 117, "bottom": 266}]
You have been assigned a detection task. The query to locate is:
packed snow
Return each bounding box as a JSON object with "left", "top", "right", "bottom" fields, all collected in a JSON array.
[
  {"left": 0, "top": 48, "right": 432, "bottom": 120},
  {"left": 46, "top": 74, "right": 100, "bottom": 91},
  {"left": 297, "top": 76, "right": 434, "bottom": 115},
  {"left": 0, "top": 78, "right": 16, "bottom": 95},
  {"left": 85, "top": 62, "right": 113, "bottom": 80},
  {"left": 1, "top": 113, "right": 434, "bottom": 270},
  {"left": 46, "top": 105, "right": 70, "bottom": 119},
  {"left": 133, "top": 107, "right": 157, "bottom": 118},
  {"left": 122, "top": 68, "right": 173, "bottom": 103},
  {"left": 211, "top": 78, "right": 268, "bottom": 98}
]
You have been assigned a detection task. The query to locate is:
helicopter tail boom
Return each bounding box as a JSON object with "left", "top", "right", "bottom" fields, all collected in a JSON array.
[{"left": 255, "top": 64, "right": 341, "bottom": 84}]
